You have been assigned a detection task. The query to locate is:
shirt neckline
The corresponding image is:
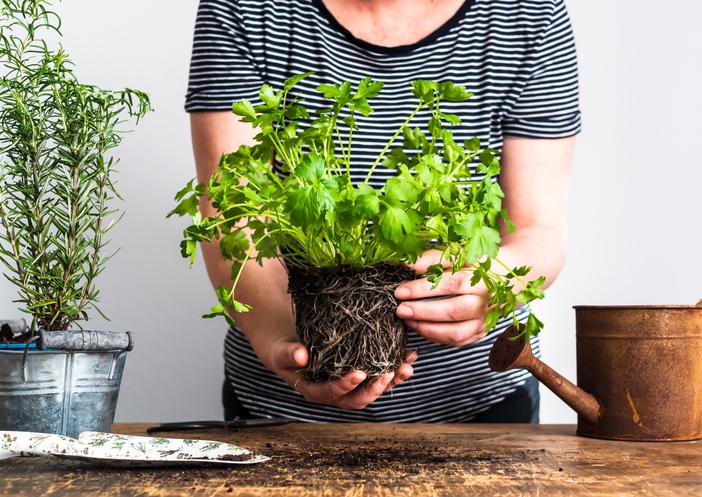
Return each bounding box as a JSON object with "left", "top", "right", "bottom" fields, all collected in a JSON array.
[{"left": 311, "top": 0, "right": 475, "bottom": 55}]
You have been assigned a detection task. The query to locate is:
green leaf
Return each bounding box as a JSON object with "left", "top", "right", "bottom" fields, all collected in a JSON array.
[
  {"left": 286, "top": 186, "right": 320, "bottom": 226},
  {"left": 403, "top": 127, "right": 426, "bottom": 150},
  {"left": 231, "top": 299, "right": 253, "bottom": 313},
  {"left": 516, "top": 276, "right": 546, "bottom": 304},
  {"left": 284, "top": 71, "right": 314, "bottom": 91},
  {"left": 385, "top": 177, "right": 419, "bottom": 205},
  {"left": 383, "top": 147, "right": 409, "bottom": 169},
  {"left": 202, "top": 302, "right": 226, "bottom": 320},
  {"left": 427, "top": 116, "right": 443, "bottom": 138},
  {"left": 466, "top": 225, "right": 501, "bottom": 262},
  {"left": 426, "top": 263, "right": 445, "bottom": 288},
  {"left": 180, "top": 239, "right": 197, "bottom": 265},
  {"left": 295, "top": 153, "right": 325, "bottom": 181},
  {"left": 286, "top": 180, "right": 337, "bottom": 227},
  {"left": 259, "top": 84, "right": 281, "bottom": 108},
  {"left": 316, "top": 83, "right": 340, "bottom": 99},
  {"left": 349, "top": 99, "right": 373, "bottom": 116},
  {"left": 355, "top": 77, "right": 384, "bottom": 99},
  {"left": 525, "top": 313, "right": 544, "bottom": 337},
  {"left": 410, "top": 80, "right": 438, "bottom": 104},
  {"left": 342, "top": 115, "right": 357, "bottom": 130},
  {"left": 232, "top": 99, "right": 257, "bottom": 120},
  {"left": 440, "top": 112, "right": 462, "bottom": 125},
  {"left": 512, "top": 265, "right": 532, "bottom": 277},
  {"left": 167, "top": 194, "right": 199, "bottom": 218},
  {"left": 439, "top": 82, "right": 473, "bottom": 102},
  {"left": 174, "top": 179, "right": 196, "bottom": 201},
  {"left": 465, "top": 137, "right": 480, "bottom": 152},
  {"left": 452, "top": 213, "right": 482, "bottom": 238},
  {"left": 426, "top": 215, "right": 448, "bottom": 238},
  {"left": 220, "top": 231, "right": 249, "bottom": 260},
  {"left": 353, "top": 194, "right": 379, "bottom": 218},
  {"left": 379, "top": 206, "right": 415, "bottom": 244},
  {"left": 285, "top": 105, "right": 309, "bottom": 120}
]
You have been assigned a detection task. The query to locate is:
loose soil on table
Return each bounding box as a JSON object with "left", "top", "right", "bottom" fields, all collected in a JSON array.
[
  {"left": 58, "top": 436, "right": 546, "bottom": 489},
  {"left": 287, "top": 263, "right": 418, "bottom": 382}
]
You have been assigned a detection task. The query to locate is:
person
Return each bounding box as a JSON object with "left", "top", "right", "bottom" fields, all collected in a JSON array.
[{"left": 185, "top": 0, "right": 579, "bottom": 423}]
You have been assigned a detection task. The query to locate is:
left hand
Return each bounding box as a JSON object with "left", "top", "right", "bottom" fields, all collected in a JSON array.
[{"left": 394, "top": 249, "right": 489, "bottom": 347}]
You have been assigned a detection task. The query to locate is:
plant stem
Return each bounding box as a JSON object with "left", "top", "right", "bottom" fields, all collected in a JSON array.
[{"left": 364, "top": 103, "right": 423, "bottom": 183}]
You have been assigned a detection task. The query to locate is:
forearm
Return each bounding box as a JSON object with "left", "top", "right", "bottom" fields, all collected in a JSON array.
[
  {"left": 497, "top": 135, "right": 575, "bottom": 293},
  {"left": 200, "top": 239, "right": 295, "bottom": 365},
  {"left": 498, "top": 225, "right": 568, "bottom": 291},
  {"left": 190, "top": 112, "right": 296, "bottom": 367}
]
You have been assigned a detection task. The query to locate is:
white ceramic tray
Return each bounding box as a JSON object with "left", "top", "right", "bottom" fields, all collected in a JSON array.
[{"left": 0, "top": 431, "right": 269, "bottom": 467}]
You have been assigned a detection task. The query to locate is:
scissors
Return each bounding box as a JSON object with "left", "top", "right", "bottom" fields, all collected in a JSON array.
[{"left": 146, "top": 417, "right": 292, "bottom": 434}]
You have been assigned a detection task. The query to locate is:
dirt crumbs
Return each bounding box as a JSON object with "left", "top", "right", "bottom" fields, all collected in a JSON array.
[{"left": 153, "top": 437, "right": 545, "bottom": 488}]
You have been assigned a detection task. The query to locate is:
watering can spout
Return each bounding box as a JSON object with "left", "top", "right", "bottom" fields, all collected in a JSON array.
[{"left": 489, "top": 325, "right": 603, "bottom": 424}]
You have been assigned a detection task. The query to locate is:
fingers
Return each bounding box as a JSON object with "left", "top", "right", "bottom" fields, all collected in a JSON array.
[
  {"left": 337, "top": 372, "right": 395, "bottom": 410},
  {"left": 325, "top": 371, "right": 368, "bottom": 398},
  {"left": 384, "top": 362, "right": 413, "bottom": 393},
  {"left": 405, "top": 318, "right": 486, "bottom": 347},
  {"left": 407, "top": 249, "right": 451, "bottom": 274},
  {"left": 395, "top": 271, "right": 486, "bottom": 301},
  {"left": 269, "top": 339, "right": 309, "bottom": 370},
  {"left": 274, "top": 344, "right": 419, "bottom": 409},
  {"left": 397, "top": 294, "right": 486, "bottom": 322}
]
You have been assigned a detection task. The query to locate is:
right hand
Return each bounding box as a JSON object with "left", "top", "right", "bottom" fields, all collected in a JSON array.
[{"left": 261, "top": 334, "right": 418, "bottom": 410}]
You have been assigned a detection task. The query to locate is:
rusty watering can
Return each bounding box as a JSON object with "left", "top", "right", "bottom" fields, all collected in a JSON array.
[{"left": 489, "top": 302, "right": 702, "bottom": 441}]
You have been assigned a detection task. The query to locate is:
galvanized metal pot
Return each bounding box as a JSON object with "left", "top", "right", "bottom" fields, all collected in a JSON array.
[
  {"left": 0, "top": 322, "right": 133, "bottom": 438},
  {"left": 489, "top": 304, "right": 702, "bottom": 442}
]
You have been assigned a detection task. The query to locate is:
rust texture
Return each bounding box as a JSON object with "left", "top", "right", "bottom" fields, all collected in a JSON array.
[
  {"left": 489, "top": 305, "right": 702, "bottom": 442},
  {"left": 1, "top": 423, "right": 702, "bottom": 497},
  {"left": 489, "top": 325, "right": 602, "bottom": 424},
  {"left": 574, "top": 305, "right": 702, "bottom": 441}
]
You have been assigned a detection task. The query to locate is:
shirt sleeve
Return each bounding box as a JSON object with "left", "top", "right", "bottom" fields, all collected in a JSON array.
[
  {"left": 185, "top": 0, "right": 264, "bottom": 112},
  {"left": 501, "top": 0, "right": 581, "bottom": 138}
]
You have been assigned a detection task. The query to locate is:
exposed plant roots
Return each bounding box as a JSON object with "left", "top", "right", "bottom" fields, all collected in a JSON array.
[{"left": 287, "top": 263, "right": 418, "bottom": 382}]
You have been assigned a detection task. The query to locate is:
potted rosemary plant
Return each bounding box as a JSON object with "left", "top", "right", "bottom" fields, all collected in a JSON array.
[
  {"left": 0, "top": 0, "right": 151, "bottom": 436},
  {"left": 171, "top": 73, "right": 544, "bottom": 381}
]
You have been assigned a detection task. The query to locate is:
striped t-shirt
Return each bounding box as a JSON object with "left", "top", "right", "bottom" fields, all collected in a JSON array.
[{"left": 186, "top": 0, "right": 580, "bottom": 422}]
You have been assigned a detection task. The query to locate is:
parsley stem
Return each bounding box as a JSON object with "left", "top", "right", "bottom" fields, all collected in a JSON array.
[
  {"left": 228, "top": 249, "right": 252, "bottom": 298},
  {"left": 363, "top": 103, "right": 423, "bottom": 183},
  {"left": 494, "top": 257, "right": 527, "bottom": 289}
]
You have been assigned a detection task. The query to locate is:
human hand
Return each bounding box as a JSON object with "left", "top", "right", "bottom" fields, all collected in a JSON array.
[
  {"left": 394, "top": 249, "right": 489, "bottom": 347},
  {"left": 261, "top": 334, "right": 418, "bottom": 410}
]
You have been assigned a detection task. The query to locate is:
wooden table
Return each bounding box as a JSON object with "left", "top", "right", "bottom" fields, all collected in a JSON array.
[{"left": 1, "top": 423, "right": 700, "bottom": 497}]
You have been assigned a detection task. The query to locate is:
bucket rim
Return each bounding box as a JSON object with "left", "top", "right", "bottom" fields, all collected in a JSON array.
[{"left": 0, "top": 347, "right": 128, "bottom": 354}]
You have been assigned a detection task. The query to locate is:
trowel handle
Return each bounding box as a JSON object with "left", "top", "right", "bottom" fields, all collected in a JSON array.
[{"left": 526, "top": 357, "right": 602, "bottom": 424}]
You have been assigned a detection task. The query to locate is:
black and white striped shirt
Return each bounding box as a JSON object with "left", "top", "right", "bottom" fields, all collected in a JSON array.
[{"left": 186, "top": 0, "right": 580, "bottom": 422}]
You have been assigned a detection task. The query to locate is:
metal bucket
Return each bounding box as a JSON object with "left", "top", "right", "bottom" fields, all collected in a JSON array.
[{"left": 0, "top": 324, "right": 131, "bottom": 438}]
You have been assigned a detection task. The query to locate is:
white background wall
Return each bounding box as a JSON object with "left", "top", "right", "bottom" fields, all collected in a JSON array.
[{"left": 1, "top": 1, "right": 700, "bottom": 424}]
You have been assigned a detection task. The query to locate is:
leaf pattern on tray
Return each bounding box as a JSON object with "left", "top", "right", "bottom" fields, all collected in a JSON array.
[{"left": 0, "top": 431, "right": 269, "bottom": 466}]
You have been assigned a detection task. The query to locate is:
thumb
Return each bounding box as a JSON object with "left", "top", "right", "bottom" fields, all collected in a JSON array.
[
  {"left": 408, "top": 249, "right": 449, "bottom": 274},
  {"left": 271, "top": 339, "right": 308, "bottom": 370}
]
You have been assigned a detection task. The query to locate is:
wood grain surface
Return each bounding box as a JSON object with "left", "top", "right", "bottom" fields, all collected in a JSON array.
[{"left": 1, "top": 423, "right": 700, "bottom": 497}]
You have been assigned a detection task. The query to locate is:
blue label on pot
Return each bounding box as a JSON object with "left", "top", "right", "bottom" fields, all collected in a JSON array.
[{"left": 0, "top": 343, "right": 37, "bottom": 350}]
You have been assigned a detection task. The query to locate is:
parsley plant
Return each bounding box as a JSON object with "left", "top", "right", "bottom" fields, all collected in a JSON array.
[{"left": 170, "top": 74, "right": 545, "bottom": 338}]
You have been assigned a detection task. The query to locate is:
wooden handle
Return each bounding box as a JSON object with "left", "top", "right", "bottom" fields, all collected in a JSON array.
[{"left": 526, "top": 357, "right": 602, "bottom": 424}]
